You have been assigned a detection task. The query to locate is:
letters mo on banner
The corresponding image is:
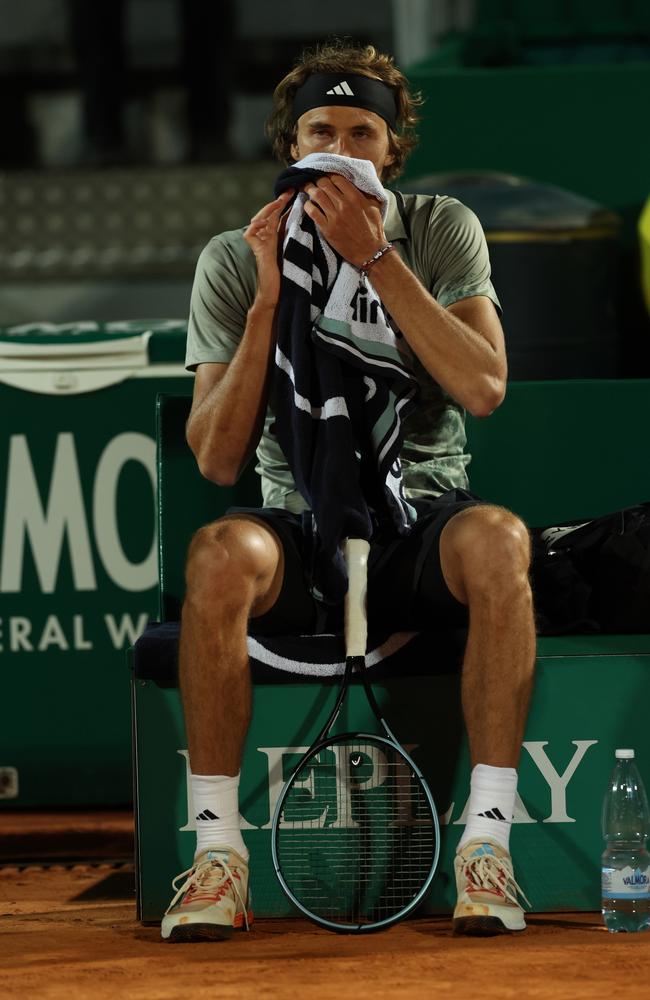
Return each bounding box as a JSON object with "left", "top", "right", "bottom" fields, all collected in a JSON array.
[{"left": 0, "top": 430, "right": 157, "bottom": 654}]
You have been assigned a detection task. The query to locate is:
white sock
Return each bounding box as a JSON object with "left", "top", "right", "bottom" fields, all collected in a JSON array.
[
  {"left": 457, "top": 764, "right": 518, "bottom": 853},
  {"left": 191, "top": 772, "right": 249, "bottom": 862}
]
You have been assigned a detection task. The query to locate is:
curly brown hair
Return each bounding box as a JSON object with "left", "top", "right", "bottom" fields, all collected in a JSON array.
[{"left": 265, "top": 40, "right": 423, "bottom": 184}]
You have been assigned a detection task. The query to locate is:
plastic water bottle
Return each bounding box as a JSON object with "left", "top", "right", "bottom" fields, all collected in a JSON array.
[{"left": 601, "top": 748, "right": 650, "bottom": 932}]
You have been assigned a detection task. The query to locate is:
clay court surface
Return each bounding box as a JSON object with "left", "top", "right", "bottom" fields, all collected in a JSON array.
[{"left": 2, "top": 812, "right": 650, "bottom": 1000}]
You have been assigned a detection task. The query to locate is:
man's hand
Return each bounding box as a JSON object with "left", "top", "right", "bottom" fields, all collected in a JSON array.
[
  {"left": 244, "top": 190, "right": 294, "bottom": 307},
  {"left": 303, "top": 174, "right": 387, "bottom": 267}
]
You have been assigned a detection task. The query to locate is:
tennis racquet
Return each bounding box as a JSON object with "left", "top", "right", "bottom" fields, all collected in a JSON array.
[{"left": 271, "top": 537, "right": 440, "bottom": 933}]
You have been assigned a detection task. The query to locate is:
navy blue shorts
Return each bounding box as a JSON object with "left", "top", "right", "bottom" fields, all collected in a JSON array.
[{"left": 227, "top": 490, "right": 486, "bottom": 636}]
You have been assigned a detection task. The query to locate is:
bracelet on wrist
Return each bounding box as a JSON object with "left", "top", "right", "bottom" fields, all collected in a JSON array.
[{"left": 359, "top": 242, "right": 395, "bottom": 277}]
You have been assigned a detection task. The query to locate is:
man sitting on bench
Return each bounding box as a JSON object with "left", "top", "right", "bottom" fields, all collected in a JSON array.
[{"left": 161, "top": 40, "right": 535, "bottom": 942}]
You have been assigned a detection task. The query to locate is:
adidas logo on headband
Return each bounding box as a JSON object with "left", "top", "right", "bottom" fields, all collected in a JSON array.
[
  {"left": 326, "top": 80, "right": 354, "bottom": 97},
  {"left": 292, "top": 73, "right": 397, "bottom": 130}
]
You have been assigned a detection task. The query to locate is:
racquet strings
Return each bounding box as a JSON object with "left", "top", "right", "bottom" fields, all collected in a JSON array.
[{"left": 275, "top": 734, "right": 436, "bottom": 926}]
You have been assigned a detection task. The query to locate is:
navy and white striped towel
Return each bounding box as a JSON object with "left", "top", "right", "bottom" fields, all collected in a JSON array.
[{"left": 273, "top": 153, "right": 418, "bottom": 602}]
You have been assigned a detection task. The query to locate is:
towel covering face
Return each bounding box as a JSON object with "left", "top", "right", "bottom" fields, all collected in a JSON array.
[{"left": 271, "top": 153, "right": 419, "bottom": 600}]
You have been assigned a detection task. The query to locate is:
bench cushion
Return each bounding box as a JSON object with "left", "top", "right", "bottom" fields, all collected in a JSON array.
[{"left": 133, "top": 621, "right": 468, "bottom": 687}]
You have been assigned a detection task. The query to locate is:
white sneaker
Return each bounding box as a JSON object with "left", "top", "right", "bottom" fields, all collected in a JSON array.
[
  {"left": 453, "top": 840, "right": 529, "bottom": 935},
  {"left": 161, "top": 847, "right": 253, "bottom": 942}
]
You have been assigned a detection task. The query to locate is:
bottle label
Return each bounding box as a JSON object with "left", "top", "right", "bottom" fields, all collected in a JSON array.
[{"left": 602, "top": 866, "right": 650, "bottom": 900}]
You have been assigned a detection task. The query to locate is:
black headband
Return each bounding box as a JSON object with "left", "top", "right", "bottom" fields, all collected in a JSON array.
[{"left": 292, "top": 73, "right": 398, "bottom": 131}]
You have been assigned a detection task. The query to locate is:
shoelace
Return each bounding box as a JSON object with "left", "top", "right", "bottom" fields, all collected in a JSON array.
[
  {"left": 167, "top": 856, "right": 250, "bottom": 930},
  {"left": 463, "top": 853, "right": 532, "bottom": 909}
]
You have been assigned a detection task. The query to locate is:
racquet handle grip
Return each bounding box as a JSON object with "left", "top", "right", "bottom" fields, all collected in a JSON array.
[{"left": 344, "top": 538, "right": 370, "bottom": 658}]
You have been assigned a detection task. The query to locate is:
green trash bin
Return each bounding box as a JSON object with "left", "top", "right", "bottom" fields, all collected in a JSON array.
[{"left": 0, "top": 320, "right": 192, "bottom": 809}]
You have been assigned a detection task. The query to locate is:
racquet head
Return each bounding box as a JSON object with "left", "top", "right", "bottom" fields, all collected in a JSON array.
[{"left": 272, "top": 731, "right": 439, "bottom": 932}]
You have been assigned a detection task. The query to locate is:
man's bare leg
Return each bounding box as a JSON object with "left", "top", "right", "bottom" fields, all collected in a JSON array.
[
  {"left": 161, "top": 516, "right": 285, "bottom": 941},
  {"left": 439, "top": 504, "right": 535, "bottom": 934},
  {"left": 439, "top": 505, "right": 536, "bottom": 771},
  {"left": 179, "top": 515, "right": 285, "bottom": 776},
  {"left": 178, "top": 515, "right": 284, "bottom": 862}
]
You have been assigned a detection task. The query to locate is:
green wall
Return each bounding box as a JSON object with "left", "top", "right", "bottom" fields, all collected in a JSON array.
[{"left": 402, "top": 62, "right": 650, "bottom": 234}]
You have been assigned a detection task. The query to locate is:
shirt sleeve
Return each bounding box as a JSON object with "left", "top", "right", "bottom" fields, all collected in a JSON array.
[
  {"left": 185, "top": 231, "right": 257, "bottom": 370},
  {"left": 425, "top": 197, "right": 502, "bottom": 315}
]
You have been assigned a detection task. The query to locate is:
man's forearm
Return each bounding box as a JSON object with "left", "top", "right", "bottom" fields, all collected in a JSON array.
[
  {"left": 368, "top": 251, "right": 506, "bottom": 417},
  {"left": 187, "top": 302, "right": 277, "bottom": 485}
]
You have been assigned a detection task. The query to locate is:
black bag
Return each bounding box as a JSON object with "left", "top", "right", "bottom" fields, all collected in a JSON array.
[{"left": 531, "top": 503, "right": 650, "bottom": 635}]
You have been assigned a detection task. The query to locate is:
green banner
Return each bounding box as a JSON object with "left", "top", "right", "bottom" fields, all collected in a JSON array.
[{"left": 0, "top": 327, "right": 190, "bottom": 808}]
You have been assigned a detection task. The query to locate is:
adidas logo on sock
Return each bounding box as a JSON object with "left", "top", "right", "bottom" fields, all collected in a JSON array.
[
  {"left": 195, "top": 809, "right": 219, "bottom": 821},
  {"left": 477, "top": 807, "right": 507, "bottom": 821},
  {"left": 326, "top": 80, "right": 354, "bottom": 97}
]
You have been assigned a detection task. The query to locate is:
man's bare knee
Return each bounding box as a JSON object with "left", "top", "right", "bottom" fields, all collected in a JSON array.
[
  {"left": 185, "top": 516, "right": 283, "bottom": 612},
  {"left": 440, "top": 506, "right": 531, "bottom": 605}
]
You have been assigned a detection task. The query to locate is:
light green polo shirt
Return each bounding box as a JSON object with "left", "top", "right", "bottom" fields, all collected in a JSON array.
[{"left": 185, "top": 189, "right": 501, "bottom": 511}]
